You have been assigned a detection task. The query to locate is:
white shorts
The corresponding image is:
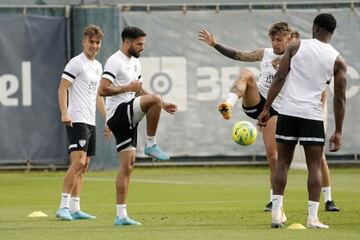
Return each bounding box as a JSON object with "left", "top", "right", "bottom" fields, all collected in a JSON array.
[
  {"left": 132, "top": 96, "right": 146, "bottom": 125},
  {"left": 120, "top": 96, "right": 145, "bottom": 152}
]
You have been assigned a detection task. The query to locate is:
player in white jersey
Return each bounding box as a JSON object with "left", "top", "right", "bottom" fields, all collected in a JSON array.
[
  {"left": 258, "top": 13, "right": 347, "bottom": 229},
  {"left": 199, "top": 22, "right": 292, "bottom": 215},
  {"left": 56, "top": 25, "right": 108, "bottom": 221},
  {"left": 273, "top": 31, "right": 340, "bottom": 212},
  {"left": 98, "top": 27, "right": 177, "bottom": 226}
]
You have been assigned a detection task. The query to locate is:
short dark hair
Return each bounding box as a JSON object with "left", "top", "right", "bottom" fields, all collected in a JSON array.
[
  {"left": 268, "top": 22, "right": 292, "bottom": 37},
  {"left": 83, "top": 24, "right": 104, "bottom": 39},
  {"left": 313, "top": 13, "right": 337, "bottom": 33},
  {"left": 121, "top": 27, "right": 146, "bottom": 42}
]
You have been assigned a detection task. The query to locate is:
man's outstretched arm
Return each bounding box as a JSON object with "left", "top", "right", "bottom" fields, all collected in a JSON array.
[{"left": 198, "top": 28, "right": 263, "bottom": 62}]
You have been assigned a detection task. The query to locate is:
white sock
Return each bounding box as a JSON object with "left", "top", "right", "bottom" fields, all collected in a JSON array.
[
  {"left": 322, "top": 186, "right": 332, "bottom": 203},
  {"left": 269, "top": 189, "right": 273, "bottom": 203},
  {"left": 59, "top": 193, "right": 71, "bottom": 209},
  {"left": 116, "top": 204, "right": 128, "bottom": 219},
  {"left": 272, "top": 195, "right": 283, "bottom": 214},
  {"left": 308, "top": 201, "right": 319, "bottom": 221},
  {"left": 225, "top": 92, "right": 238, "bottom": 107},
  {"left": 146, "top": 135, "right": 156, "bottom": 147},
  {"left": 69, "top": 197, "right": 80, "bottom": 213}
]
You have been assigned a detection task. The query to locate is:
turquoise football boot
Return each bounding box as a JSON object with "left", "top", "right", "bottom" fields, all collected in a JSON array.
[
  {"left": 144, "top": 144, "right": 170, "bottom": 161},
  {"left": 56, "top": 208, "right": 73, "bottom": 221},
  {"left": 113, "top": 217, "right": 141, "bottom": 226},
  {"left": 71, "top": 210, "right": 96, "bottom": 220}
]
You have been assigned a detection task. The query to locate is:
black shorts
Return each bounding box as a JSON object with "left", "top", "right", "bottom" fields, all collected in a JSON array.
[
  {"left": 276, "top": 114, "right": 325, "bottom": 145},
  {"left": 242, "top": 94, "right": 278, "bottom": 119},
  {"left": 66, "top": 123, "right": 96, "bottom": 156},
  {"left": 107, "top": 99, "right": 138, "bottom": 152}
]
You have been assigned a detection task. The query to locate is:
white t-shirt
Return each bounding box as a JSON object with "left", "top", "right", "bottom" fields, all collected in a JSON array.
[
  {"left": 102, "top": 50, "right": 142, "bottom": 121},
  {"left": 61, "top": 52, "right": 102, "bottom": 126},
  {"left": 279, "top": 39, "right": 339, "bottom": 120},
  {"left": 257, "top": 48, "right": 283, "bottom": 111}
]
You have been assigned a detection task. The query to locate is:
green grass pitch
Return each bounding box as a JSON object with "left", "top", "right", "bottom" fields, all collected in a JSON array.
[{"left": 0, "top": 166, "right": 359, "bottom": 240}]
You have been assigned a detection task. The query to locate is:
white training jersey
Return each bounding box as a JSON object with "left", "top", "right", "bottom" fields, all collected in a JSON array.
[
  {"left": 102, "top": 50, "right": 142, "bottom": 121},
  {"left": 61, "top": 52, "right": 102, "bottom": 126},
  {"left": 279, "top": 39, "right": 339, "bottom": 120},
  {"left": 257, "top": 48, "right": 282, "bottom": 111}
]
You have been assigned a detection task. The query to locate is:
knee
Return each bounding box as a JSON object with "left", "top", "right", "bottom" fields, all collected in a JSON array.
[
  {"left": 121, "top": 162, "right": 134, "bottom": 175},
  {"left": 79, "top": 160, "right": 90, "bottom": 175},
  {"left": 71, "top": 160, "right": 87, "bottom": 173},
  {"left": 150, "top": 94, "right": 162, "bottom": 106},
  {"left": 240, "top": 69, "right": 256, "bottom": 83},
  {"left": 267, "top": 152, "right": 278, "bottom": 168},
  {"left": 70, "top": 151, "right": 89, "bottom": 173}
]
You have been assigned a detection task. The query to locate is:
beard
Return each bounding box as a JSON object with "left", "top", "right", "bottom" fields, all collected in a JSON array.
[{"left": 129, "top": 47, "right": 140, "bottom": 58}]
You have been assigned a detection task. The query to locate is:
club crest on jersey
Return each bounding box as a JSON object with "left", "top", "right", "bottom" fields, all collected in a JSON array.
[{"left": 79, "top": 139, "right": 87, "bottom": 147}]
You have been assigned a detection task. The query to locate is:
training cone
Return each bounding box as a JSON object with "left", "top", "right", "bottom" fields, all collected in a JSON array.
[
  {"left": 287, "top": 223, "right": 306, "bottom": 229},
  {"left": 28, "top": 211, "right": 48, "bottom": 217}
]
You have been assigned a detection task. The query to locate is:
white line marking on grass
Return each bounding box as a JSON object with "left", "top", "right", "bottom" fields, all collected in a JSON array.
[
  {"left": 85, "top": 199, "right": 360, "bottom": 207},
  {"left": 131, "top": 200, "right": 253, "bottom": 206},
  {"left": 17, "top": 176, "right": 190, "bottom": 185},
  {"left": 86, "top": 177, "right": 190, "bottom": 185},
  {"left": 133, "top": 179, "right": 190, "bottom": 184},
  {"left": 3, "top": 199, "right": 360, "bottom": 210}
]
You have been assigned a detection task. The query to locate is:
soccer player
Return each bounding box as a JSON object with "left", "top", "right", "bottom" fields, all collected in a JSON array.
[
  {"left": 258, "top": 13, "right": 346, "bottom": 229},
  {"left": 56, "top": 25, "right": 108, "bottom": 221},
  {"left": 199, "top": 22, "right": 292, "bottom": 215},
  {"left": 98, "top": 26, "right": 177, "bottom": 226},
  {"left": 273, "top": 30, "right": 340, "bottom": 212}
]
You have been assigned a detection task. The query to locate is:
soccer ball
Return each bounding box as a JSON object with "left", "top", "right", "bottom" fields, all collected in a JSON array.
[{"left": 231, "top": 121, "right": 257, "bottom": 146}]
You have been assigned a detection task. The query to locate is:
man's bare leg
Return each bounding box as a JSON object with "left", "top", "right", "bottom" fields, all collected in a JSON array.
[
  {"left": 114, "top": 149, "right": 141, "bottom": 226},
  {"left": 219, "top": 69, "right": 260, "bottom": 120},
  {"left": 68, "top": 156, "right": 95, "bottom": 219},
  {"left": 271, "top": 142, "right": 296, "bottom": 228},
  {"left": 57, "top": 151, "right": 87, "bottom": 221},
  {"left": 139, "top": 94, "right": 170, "bottom": 161},
  {"left": 261, "top": 116, "right": 278, "bottom": 212},
  {"left": 321, "top": 153, "right": 340, "bottom": 211},
  {"left": 304, "top": 145, "right": 329, "bottom": 229}
]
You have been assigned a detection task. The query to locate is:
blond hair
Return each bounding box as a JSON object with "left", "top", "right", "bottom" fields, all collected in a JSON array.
[
  {"left": 268, "top": 22, "right": 292, "bottom": 37},
  {"left": 83, "top": 24, "right": 104, "bottom": 39}
]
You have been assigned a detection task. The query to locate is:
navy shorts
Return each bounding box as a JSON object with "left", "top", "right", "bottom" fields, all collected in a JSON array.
[
  {"left": 107, "top": 99, "right": 138, "bottom": 152},
  {"left": 276, "top": 114, "right": 325, "bottom": 145},
  {"left": 66, "top": 123, "right": 96, "bottom": 156},
  {"left": 242, "top": 94, "right": 278, "bottom": 119}
]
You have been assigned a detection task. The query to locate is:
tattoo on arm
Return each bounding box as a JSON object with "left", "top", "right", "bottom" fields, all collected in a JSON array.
[
  {"left": 235, "top": 49, "right": 264, "bottom": 62},
  {"left": 213, "top": 44, "right": 238, "bottom": 60},
  {"left": 213, "top": 43, "right": 263, "bottom": 62}
]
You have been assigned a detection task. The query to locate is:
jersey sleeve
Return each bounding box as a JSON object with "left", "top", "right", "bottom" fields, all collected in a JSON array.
[
  {"left": 61, "top": 58, "right": 80, "bottom": 83},
  {"left": 102, "top": 58, "right": 118, "bottom": 83}
]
